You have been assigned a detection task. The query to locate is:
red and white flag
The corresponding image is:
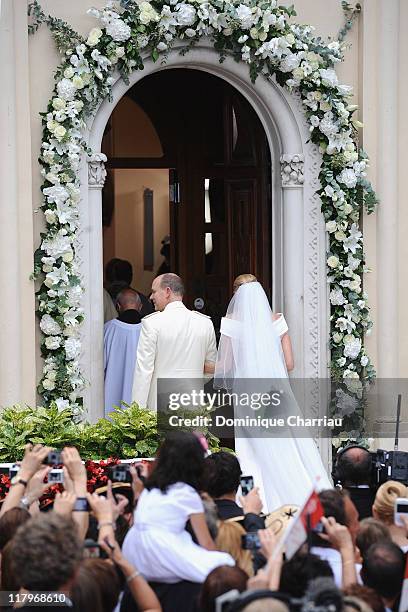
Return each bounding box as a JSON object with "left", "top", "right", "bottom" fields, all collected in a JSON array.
[
  {"left": 281, "top": 488, "right": 323, "bottom": 559},
  {"left": 399, "top": 555, "right": 408, "bottom": 612}
]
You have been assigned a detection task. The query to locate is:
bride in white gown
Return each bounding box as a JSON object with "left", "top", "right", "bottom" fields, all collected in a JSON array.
[{"left": 214, "top": 274, "right": 331, "bottom": 512}]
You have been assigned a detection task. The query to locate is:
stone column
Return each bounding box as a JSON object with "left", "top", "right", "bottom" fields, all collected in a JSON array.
[
  {"left": 87, "top": 153, "right": 107, "bottom": 421},
  {"left": 376, "top": 0, "right": 399, "bottom": 377},
  {"left": 0, "top": 1, "right": 36, "bottom": 407},
  {"left": 280, "top": 154, "right": 305, "bottom": 377}
]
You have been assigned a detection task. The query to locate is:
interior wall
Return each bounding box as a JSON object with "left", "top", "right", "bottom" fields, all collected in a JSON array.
[{"left": 107, "top": 169, "right": 170, "bottom": 297}]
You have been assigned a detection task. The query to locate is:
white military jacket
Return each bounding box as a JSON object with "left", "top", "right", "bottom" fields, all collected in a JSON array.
[{"left": 131, "top": 301, "right": 217, "bottom": 411}]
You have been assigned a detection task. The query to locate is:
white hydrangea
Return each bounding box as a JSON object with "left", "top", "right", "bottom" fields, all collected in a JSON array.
[
  {"left": 319, "top": 68, "right": 338, "bottom": 88},
  {"left": 43, "top": 184, "right": 69, "bottom": 205},
  {"left": 104, "top": 15, "right": 131, "bottom": 41},
  {"left": 330, "top": 289, "right": 346, "bottom": 306},
  {"left": 338, "top": 168, "right": 357, "bottom": 189},
  {"left": 343, "top": 335, "right": 362, "bottom": 360},
  {"left": 56, "top": 78, "right": 77, "bottom": 101},
  {"left": 55, "top": 398, "right": 71, "bottom": 412},
  {"left": 175, "top": 3, "right": 197, "bottom": 26},
  {"left": 64, "top": 337, "right": 81, "bottom": 361},
  {"left": 40, "top": 314, "right": 62, "bottom": 336},
  {"left": 236, "top": 4, "right": 255, "bottom": 29},
  {"left": 280, "top": 53, "right": 301, "bottom": 73}
]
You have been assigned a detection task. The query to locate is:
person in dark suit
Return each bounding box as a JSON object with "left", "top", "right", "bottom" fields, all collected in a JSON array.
[
  {"left": 333, "top": 446, "right": 376, "bottom": 520},
  {"left": 205, "top": 451, "right": 264, "bottom": 532},
  {"left": 105, "top": 258, "right": 154, "bottom": 319}
]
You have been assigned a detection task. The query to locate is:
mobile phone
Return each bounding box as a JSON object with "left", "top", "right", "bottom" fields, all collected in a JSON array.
[
  {"left": 312, "top": 521, "right": 326, "bottom": 534},
  {"left": 240, "top": 475, "right": 254, "bottom": 496},
  {"left": 9, "top": 464, "right": 20, "bottom": 479},
  {"left": 109, "top": 464, "right": 132, "bottom": 483},
  {"left": 43, "top": 450, "right": 62, "bottom": 466},
  {"left": 241, "top": 532, "right": 261, "bottom": 550},
  {"left": 394, "top": 498, "right": 408, "bottom": 526},
  {"left": 48, "top": 468, "right": 64, "bottom": 484},
  {"left": 73, "top": 497, "right": 90, "bottom": 512},
  {"left": 83, "top": 539, "right": 108, "bottom": 559},
  {"left": 214, "top": 589, "right": 240, "bottom": 612}
]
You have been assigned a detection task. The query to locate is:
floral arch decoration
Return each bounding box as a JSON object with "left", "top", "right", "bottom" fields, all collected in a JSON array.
[{"left": 29, "top": 0, "right": 377, "bottom": 416}]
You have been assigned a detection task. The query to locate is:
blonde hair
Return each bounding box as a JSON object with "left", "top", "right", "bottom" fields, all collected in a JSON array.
[
  {"left": 373, "top": 480, "right": 408, "bottom": 524},
  {"left": 215, "top": 521, "right": 254, "bottom": 577},
  {"left": 233, "top": 274, "right": 257, "bottom": 293}
]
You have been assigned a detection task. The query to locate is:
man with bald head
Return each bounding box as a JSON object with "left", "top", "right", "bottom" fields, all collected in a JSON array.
[
  {"left": 132, "top": 273, "right": 217, "bottom": 411},
  {"left": 104, "top": 287, "right": 143, "bottom": 415},
  {"left": 334, "top": 445, "right": 375, "bottom": 519}
]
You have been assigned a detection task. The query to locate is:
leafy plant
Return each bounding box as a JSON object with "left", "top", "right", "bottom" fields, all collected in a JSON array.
[{"left": 0, "top": 403, "right": 221, "bottom": 461}]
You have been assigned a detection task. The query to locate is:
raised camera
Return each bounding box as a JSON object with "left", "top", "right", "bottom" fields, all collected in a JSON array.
[
  {"left": 43, "top": 450, "right": 62, "bottom": 466},
  {"left": 109, "top": 464, "right": 132, "bottom": 483},
  {"left": 241, "top": 532, "right": 261, "bottom": 551},
  {"left": 9, "top": 464, "right": 20, "bottom": 479},
  {"left": 48, "top": 468, "right": 64, "bottom": 484}
]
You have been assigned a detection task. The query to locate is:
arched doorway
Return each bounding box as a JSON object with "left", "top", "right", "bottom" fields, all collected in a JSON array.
[{"left": 101, "top": 69, "right": 272, "bottom": 334}]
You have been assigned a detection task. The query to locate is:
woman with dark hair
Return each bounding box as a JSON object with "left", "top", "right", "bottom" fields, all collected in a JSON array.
[{"left": 122, "top": 432, "right": 234, "bottom": 583}]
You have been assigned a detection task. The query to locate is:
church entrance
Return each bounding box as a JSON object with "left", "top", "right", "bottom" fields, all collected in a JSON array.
[{"left": 102, "top": 68, "right": 272, "bottom": 333}]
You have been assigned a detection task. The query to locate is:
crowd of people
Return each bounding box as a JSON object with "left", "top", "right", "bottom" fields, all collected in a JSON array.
[{"left": 1, "top": 433, "right": 407, "bottom": 612}]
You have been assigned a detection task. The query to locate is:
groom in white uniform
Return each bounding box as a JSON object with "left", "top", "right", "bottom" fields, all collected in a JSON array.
[{"left": 132, "top": 273, "right": 217, "bottom": 411}]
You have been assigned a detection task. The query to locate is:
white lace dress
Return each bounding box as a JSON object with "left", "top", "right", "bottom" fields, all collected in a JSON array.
[{"left": 122, "top": 482, "right": 234, "bottom": 583}]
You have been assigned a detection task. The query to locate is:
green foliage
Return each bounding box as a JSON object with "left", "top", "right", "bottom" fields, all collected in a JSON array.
[{"left": 0, "top": 403, "right": 221, "bottom": 461}]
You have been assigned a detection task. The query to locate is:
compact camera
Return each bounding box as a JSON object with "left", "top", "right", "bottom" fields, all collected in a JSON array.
[
  {"left": 43, "top": 450, "right": 62, "bottom": 466},
  {"left": 109, "top": 463, "right": 132, "bottom": 483},
  {"left": 48, "top": 468, "right": 64, "bottom": 484},
  {"left": 241, "top": 532, "right": 261, "bottom": 551}
]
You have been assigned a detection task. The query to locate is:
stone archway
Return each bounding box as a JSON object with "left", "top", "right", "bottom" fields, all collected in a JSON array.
[{"left": 82, "top": 40, "right": 329, "bottom": 461}]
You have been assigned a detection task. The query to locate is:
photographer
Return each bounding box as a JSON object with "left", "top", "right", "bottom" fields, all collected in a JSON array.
[
  {"left": 334, "top": 446, "right": 376, "bottom": 519},
  {"left": 205, "top": 452, "right": 264, "bottom": 532}
]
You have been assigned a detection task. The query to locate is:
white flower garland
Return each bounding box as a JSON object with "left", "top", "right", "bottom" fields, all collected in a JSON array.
[{"left": 32, "top": 0, "right": 377, "bottom": 413}]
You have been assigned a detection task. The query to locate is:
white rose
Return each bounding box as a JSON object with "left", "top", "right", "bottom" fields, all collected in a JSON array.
[
  {"left": 139, "top": 2, "right": 159, "bottom": 24},
  {"left": 338, "top": 168, "right": 357, "bottom": 189},
  {"left": 327, "top": 255, "right": 339, "bottom": 269},
  {"left": 52, "top": 98, "right": 66, "bottom": 111},
  {"left": 335, "top": 230, "right": 346, "bottom": 242},
  {"left": 337, "top": 357, "right": 346, "bottom": 367},
  {"left": 349, "top": 279, "right": 361, "bottom": 293},
  {"left": 54, "top": 125, "right": 67, "bottom": 141},
  {"left": 285, "top": 33, "right": 295, "bottom": 45},
  {"left": 115, "top": 46, "right": 125, "bottom": 57},
  {"left": 43, "top": 378, "right": 56, "bottom": 391},
  {"left": 185, "top": 28, "right": 196, "bottom": 37},
  {"left": 333, "top": 332, "right": 343, "bottom": 343},
  {"left": 344, "top": 203, "right": 353, "bottom": 215},
  {"left": 45, "top": 336, "right": 61, "bottom": 350},
  {"left": 72, "top": 75, "right": 84, "bottom": 89},
  {"left": 293, "top": 67, "right": 305, "bottom": 81},
  {"left": 86, "top": 27, "right": 103, "bottom": 47},
  {"left": 361, "top": 355, "right": 369, "bottom": 367},
  {"left": 44, "top": 210, "right": 57, "bottom": 224},
  {"left": 62, "top": 250, "right": 74, "bottom": 263},
  {"left": 320, "top": 100, "right": 332, "bottom": 112},
  {"left": 326, "top": 221, "right": 337, "bottom": 233},
  {"left": 63, "top": 67, "right": 75, "bottom": 79},
  {"left": 47, "top": 371, "right": 57, "bottom": 381}
]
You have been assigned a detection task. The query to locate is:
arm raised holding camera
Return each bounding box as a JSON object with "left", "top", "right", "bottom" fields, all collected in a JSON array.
[
  {"left": 0, "top": 444, "right": 51, "bottom": 517},
  {"left": 61, "top": 447, "right": 89, "bottom": 540},
  {"left": 320, "top": 516, "right": 357, "bottom": 588}
]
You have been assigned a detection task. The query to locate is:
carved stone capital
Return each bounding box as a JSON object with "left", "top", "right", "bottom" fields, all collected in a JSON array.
[
  {"left": 87, "top": 153, "right": 107, "bottom": 189},
  {"left": 280, "top": 153, "right": 304, "bottom": 187}
]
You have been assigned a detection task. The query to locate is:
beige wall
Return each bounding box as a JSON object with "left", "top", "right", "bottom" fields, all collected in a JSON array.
[
  {"left": 104, "top": 168, "right": 170, "bottom": 296},
  {"left": 1, "top": 0, "right": 406, "bottom": 407}
]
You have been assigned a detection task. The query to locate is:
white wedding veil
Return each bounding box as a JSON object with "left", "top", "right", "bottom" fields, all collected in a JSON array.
[{"left": 214, "top": 282, "right": 288, "bottom": 390}]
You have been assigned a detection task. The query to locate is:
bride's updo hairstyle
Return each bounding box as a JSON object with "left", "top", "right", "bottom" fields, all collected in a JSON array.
[
  {"left": 372, "top": 480, "right": 408, "bottom": 525},
  {"left": 233, "top": 274, "right": 257, "bottom": 293}
]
